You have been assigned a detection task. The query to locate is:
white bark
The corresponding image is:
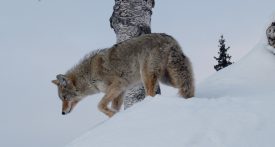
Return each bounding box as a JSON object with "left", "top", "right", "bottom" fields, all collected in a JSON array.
[{"left": 110, "top": 0, "right": 154, "bottom": 42}]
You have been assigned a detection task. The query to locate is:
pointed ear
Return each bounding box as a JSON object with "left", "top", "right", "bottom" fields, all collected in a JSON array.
[
  {"left": 57, "top": 74, "right": 68, "bottom": 87},
  {"left": 56, "top": 74, "right": 76, "bottom": 87},
  {"left": 52, "top": 80, "right": 59, "bottom": 85}
]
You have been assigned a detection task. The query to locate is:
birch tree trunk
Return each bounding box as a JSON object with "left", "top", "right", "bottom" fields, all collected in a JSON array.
[{"left": 110, "top": 0, "right": 160, "bottom": 109}]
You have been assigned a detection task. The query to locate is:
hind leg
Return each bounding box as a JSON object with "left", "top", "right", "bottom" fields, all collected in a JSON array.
[
  {"left": 147, "top": 74, "right": 159, "bottom": 97},
  {"left": 141, "top": 64, "right": 160, "bottom": 97},
  {"left": 142, "top": 72, "right": 159, "bottom": 97}
]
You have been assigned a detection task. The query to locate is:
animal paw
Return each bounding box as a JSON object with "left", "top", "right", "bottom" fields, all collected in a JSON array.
[{"left": 106, "top": 110, "right": 116, "bottom": 117}]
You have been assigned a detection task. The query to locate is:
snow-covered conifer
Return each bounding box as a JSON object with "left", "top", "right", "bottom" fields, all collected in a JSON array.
[{"left": 214, "top": 35, "right": 233, "bottom": 71}]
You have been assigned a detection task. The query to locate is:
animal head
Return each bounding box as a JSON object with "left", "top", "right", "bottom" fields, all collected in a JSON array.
[
  {"left": 52, "top": 74, "right": 82, "bottom": 115},
  {"left": 266, "top": 22, "right": 275, "bottom": 48}
]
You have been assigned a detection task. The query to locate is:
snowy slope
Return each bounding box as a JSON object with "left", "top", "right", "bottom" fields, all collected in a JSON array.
[
  {"left": 197, "top": 43, "right": 275, "bottom": 98},
  {"left": 66, "top": 95, "right": 275, "bottom": 147},
  {"left": 65, "top": 22, "right": 275, "bottom": 147}
]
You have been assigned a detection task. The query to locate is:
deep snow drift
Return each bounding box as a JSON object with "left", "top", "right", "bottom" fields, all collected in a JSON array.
[
  {"left": 66, "top": 22, "right": 275, "bottom": 147},
  {"left": 197, "top": 43, "right": 275, "bottom": 98}
]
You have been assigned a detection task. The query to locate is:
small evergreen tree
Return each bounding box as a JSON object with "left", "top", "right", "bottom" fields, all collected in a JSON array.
[{"left": 214, "top": 35, "right": 233, "bottom": 71}]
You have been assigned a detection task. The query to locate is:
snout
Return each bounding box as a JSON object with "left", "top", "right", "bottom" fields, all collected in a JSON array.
[
  {"left": 61, "top": 100, "right": 79, "bottom": 115},
  {"left": 62, "top": 110, "right": 70, "bottom": 115}
]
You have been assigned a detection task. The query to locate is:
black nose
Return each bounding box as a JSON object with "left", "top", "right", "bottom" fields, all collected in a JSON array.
[{"left": 62, "top": 112, "right": 65, "bottom": 115}]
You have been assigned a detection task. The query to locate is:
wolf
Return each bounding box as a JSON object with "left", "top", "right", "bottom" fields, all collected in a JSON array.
[{"left": 52, "top": 33, "right": 195, "bottom": 117}]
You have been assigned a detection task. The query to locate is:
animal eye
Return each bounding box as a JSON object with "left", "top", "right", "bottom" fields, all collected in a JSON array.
[{"left": 61, "top": 93, "right": 69, "bottom": 100}]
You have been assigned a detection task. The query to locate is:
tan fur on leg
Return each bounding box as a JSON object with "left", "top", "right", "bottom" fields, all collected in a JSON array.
[
  {"left": 111, "top": 93, "right": 124, "bottom": 111},
  {"left": 98, "top": 87, "right": 123, "bottom": 117},
  {"left": 142, "top": 61, "right": 159, "bottom": 97},
  {"left": 98, "top": 96, "right": 115, "bottom": 117},
  {"left": 146, "top": 74, "right": 158, "bottom": 97}
]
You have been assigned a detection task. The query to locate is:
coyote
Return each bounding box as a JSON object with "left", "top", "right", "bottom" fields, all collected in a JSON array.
[{"left": 52, "top": 33, "right": 195, "bottom": 117}]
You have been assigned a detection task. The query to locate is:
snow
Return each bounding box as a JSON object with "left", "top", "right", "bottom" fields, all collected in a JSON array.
[
  {"left": 197, "top": 43, "right": 275, "bottom": 98},
  {"left": 65, "top": 19, "right": 275, "bottom": 147},
  {"left": 66, "top": 95, "right": 275, "bottom": 147},
  {"left": 1, "top": 1, "right": 275, "bottom": 146}
]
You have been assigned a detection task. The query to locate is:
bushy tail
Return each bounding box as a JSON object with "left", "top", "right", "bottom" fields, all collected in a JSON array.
[{"left": 167, "top": 46, "right": 195, "bottom": 98}]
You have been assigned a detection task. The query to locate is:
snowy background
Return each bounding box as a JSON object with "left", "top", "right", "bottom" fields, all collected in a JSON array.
[
  {"left": 66, "top": 20, "right": 275, "bottom": 147},
  {"left": 1, "top": 0, "right": 275, "bottom": 147}
]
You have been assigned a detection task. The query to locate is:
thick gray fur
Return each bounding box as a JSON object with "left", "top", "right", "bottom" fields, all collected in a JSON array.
[
  {"left": 110, "top": 0, "right": 156, "bottom": 109},
  {"left": 54, "top": 33, "right": 195, "bottom": 117}
]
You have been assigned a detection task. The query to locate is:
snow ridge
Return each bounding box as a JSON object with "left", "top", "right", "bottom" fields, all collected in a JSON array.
[{"left": 66, "top": 16, "right": 275, "bottom": 147}]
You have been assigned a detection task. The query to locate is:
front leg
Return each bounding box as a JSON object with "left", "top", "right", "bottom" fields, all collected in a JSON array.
[
  {"left": 98, "top": 85, "right": 124, "bottom": 117},
  {"left": 111, "top": 92, "right": 124, "bottom": 111}
]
